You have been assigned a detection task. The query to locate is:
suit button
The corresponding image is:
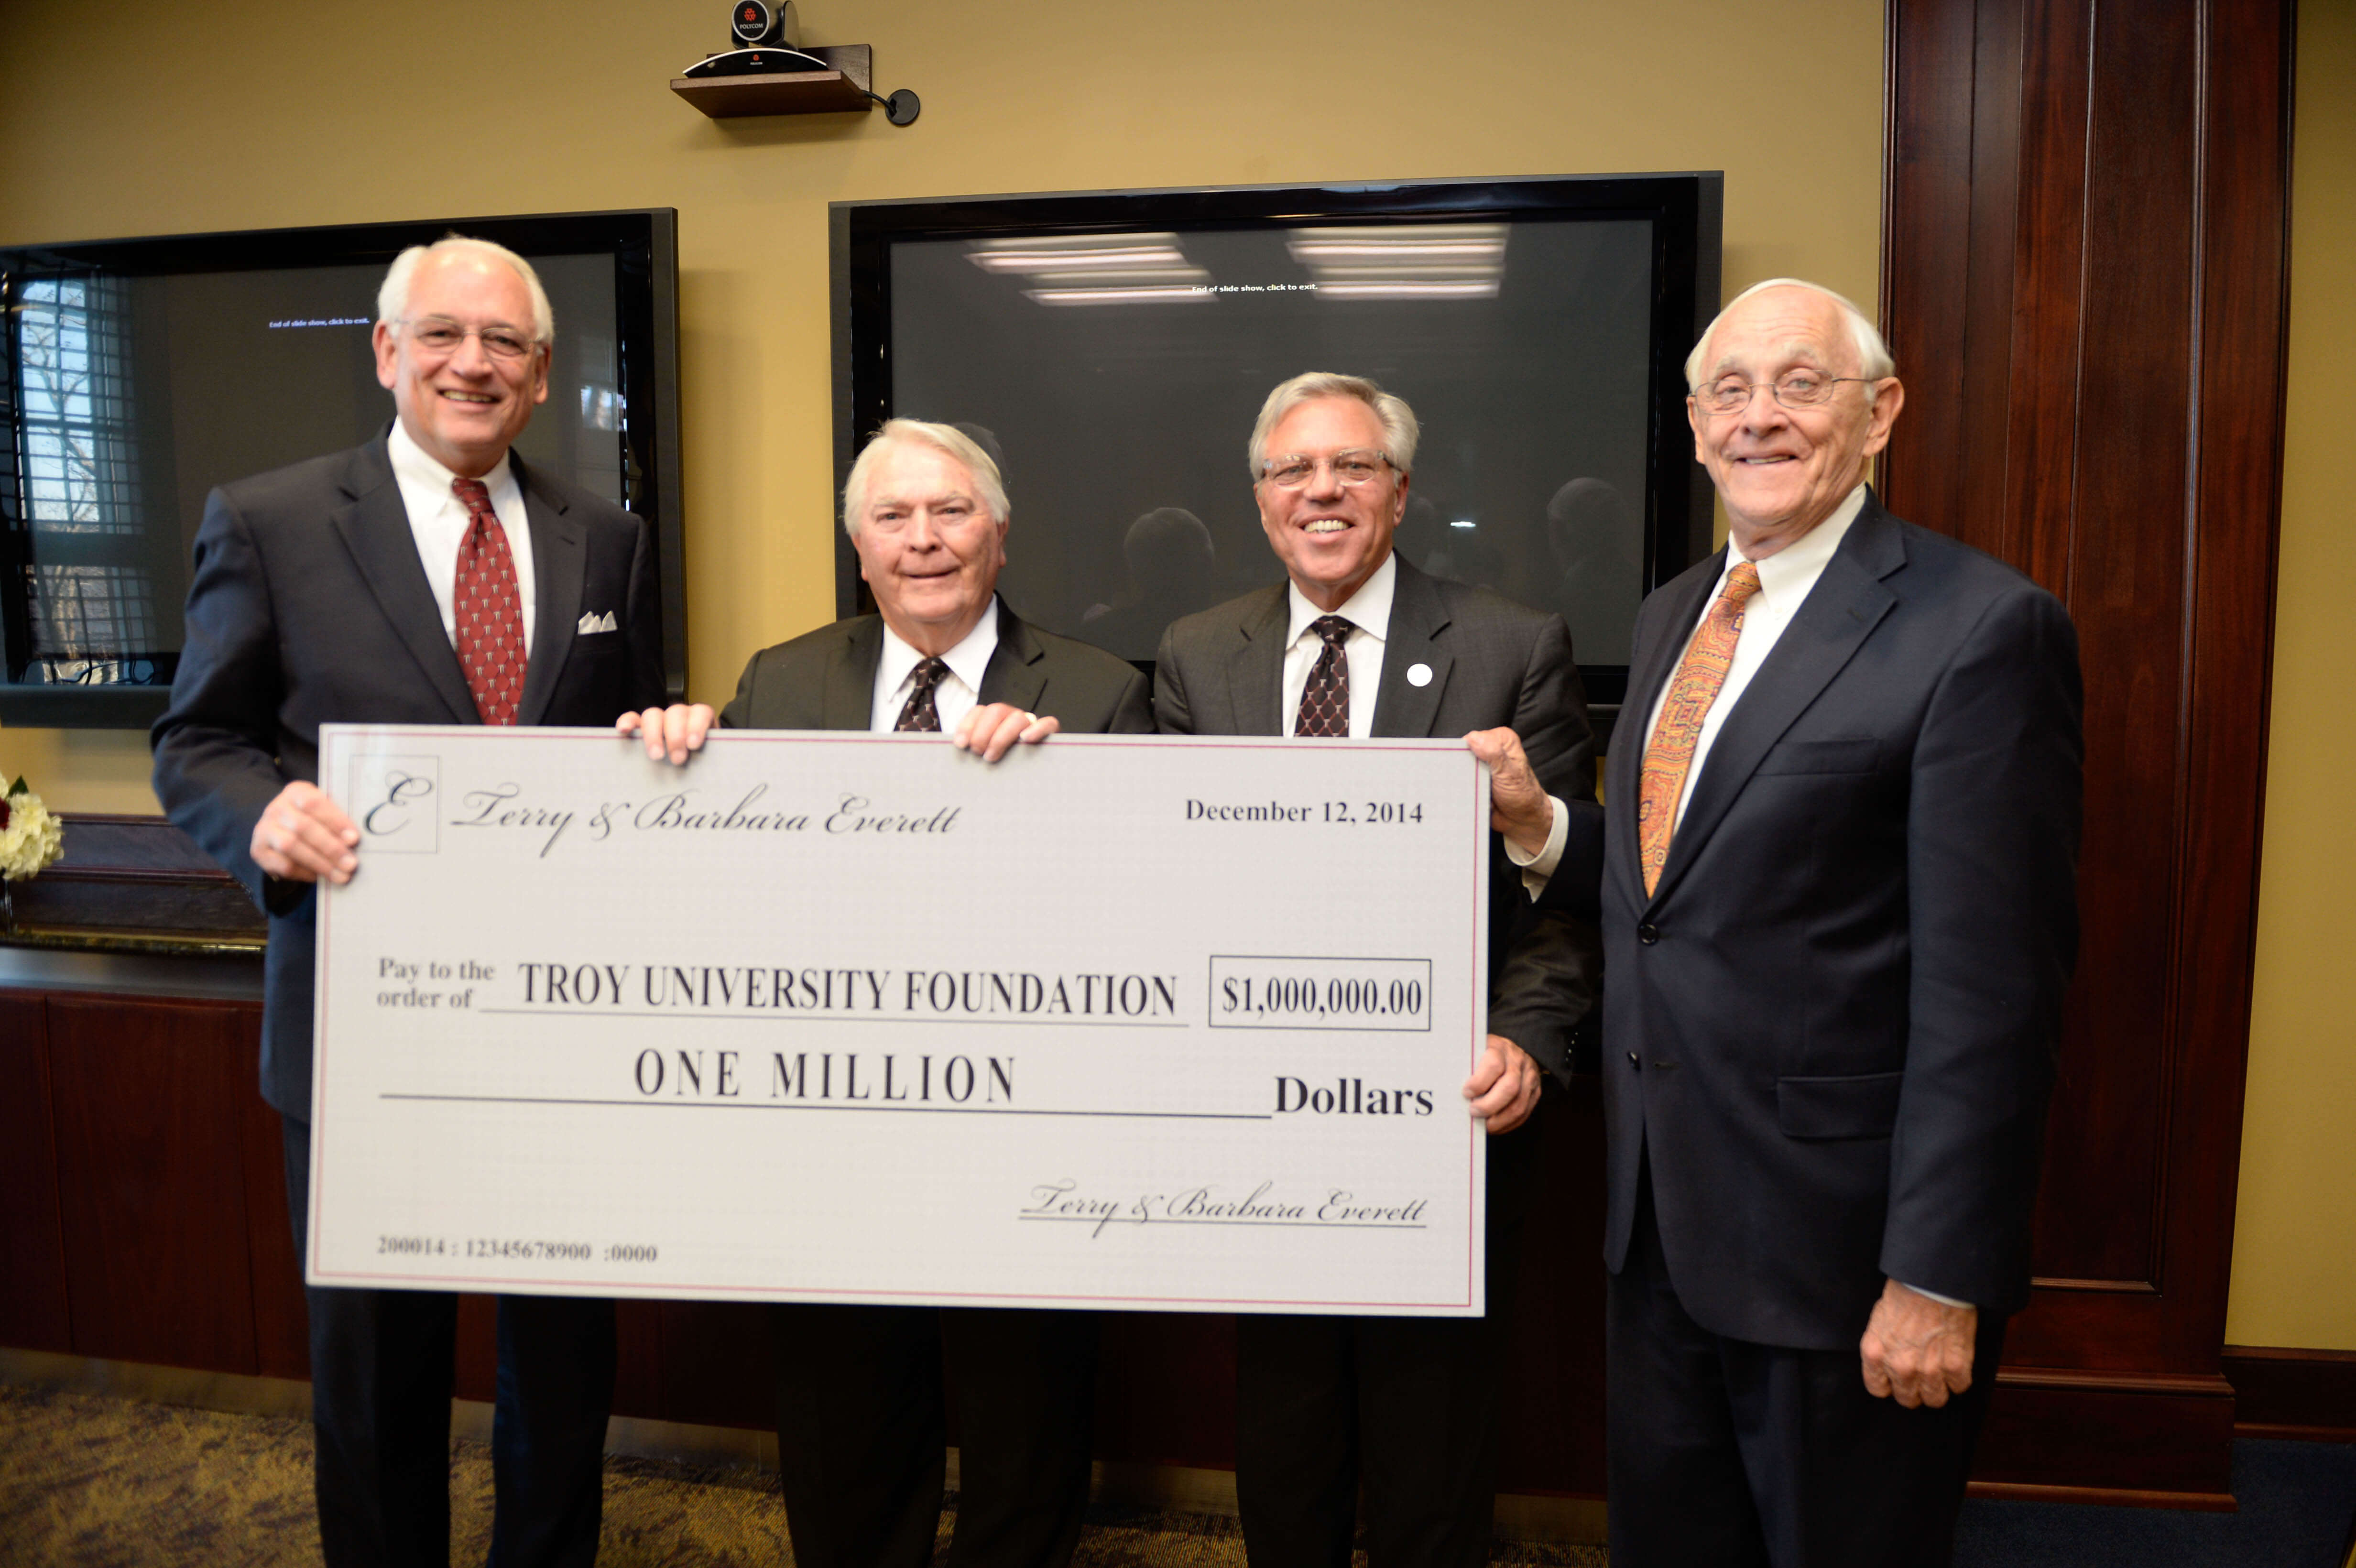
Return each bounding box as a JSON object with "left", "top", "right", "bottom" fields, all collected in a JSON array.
[
  {"left": 1637, "top": 922, "right": 1658, "bottom": 945},
  {"left": 1627, "top": 1052, "right": 1641, "bottom": 1069}
]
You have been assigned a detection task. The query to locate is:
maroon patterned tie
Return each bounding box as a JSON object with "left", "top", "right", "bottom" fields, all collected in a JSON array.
[
  {"left": 895, "top": 657, "right": 949, "bottom": 732},
  {"left": 1294, "top": 615, "right": 1355, "bottom": 738},
  {"left": 450, "top": 477, "right": 527, "bottom": 727}
]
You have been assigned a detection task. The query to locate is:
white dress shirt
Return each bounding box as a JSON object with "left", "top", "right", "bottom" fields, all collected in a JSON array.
[
  {"left": 387, "top": 421, "right": 537, "bottom": 654},
  {"left": 869, "top": 599, "right": 1001, "bottom": 733},
  {"left": 1281, "top": 553, "right": 1566, "bottom": 889},
  {"left": 1636, "top": 484, "right": 1969, "bottom": 1310}
]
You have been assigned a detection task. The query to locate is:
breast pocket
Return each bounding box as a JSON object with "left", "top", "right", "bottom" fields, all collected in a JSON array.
[
  {"left": 1754, "top": 738, "right": 1880, "bottom": 775},
  {"left": 1777, "top": 1071, "right": 1904, "bottom": 1139}
]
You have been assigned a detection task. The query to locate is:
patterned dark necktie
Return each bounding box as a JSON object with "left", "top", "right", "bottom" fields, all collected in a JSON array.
[
  {"left": 1636, "top": 561, "right": 1762, "bottom": 894},
  {"left": 895, "top": 657, "right": 949, "bottom": 732},
  {"left": 1294, "top": 615, "right": 1355, "bottom": 738},
  {"left": 450, "top": 477, "right": 527, "bottom": 726}
]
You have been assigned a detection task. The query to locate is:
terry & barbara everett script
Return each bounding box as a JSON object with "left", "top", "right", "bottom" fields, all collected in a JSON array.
[{"left": 309, "top": 725, "right": 1492, "bottom": 1315}]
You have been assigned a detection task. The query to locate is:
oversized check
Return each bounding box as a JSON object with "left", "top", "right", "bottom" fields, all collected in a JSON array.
[{"left": 311, "top": 724, "right": 1492, "bottom": 1315}]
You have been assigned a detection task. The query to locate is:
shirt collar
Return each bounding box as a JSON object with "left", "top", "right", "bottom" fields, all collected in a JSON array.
[
  {"left": 1286, "top": 550, "right": 1398, "bottom": 646},
  {"left": 387, "top": 419, "right": 513, "bottom": 501},
  {"left": 1727, "top": 483, "right": 1869, "bottom": 603},
  {"left": 878, "top": 596, "right": 1002, "bottom": 697}
]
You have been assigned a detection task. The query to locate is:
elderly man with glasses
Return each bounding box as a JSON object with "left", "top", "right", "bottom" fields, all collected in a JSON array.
[
  {"left": 153, "top": 235, "right": 664, "bottom": 1567},
  {"left": 1596, "top": 279, "right": 2083, "bottom": 1568},
  {"left": 1153, "top": 371, "right": 1605, "bottom": 1568}
]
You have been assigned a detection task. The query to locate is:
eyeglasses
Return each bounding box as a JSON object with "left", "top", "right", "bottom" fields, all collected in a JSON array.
[
  {"left": 1260, "top": 450, "right": 1397, "bottom": 489},
  {"left": 396, "top": 317, "right": 538, "bottom": 361},
  {"left": 1692, "top": 373, "right": 1876, "bottom": 415}
]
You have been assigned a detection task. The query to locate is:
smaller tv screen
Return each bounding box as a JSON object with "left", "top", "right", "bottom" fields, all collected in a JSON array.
[
  {"left": 0, "top": 210, "right": 682, "bottom": 726},
  {"left": 837, "top": 175, "right": 1721, "bottom": 713}
]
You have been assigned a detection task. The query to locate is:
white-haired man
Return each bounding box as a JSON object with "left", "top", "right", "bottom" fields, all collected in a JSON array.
[
  {"left": 1153, "top": 372, "right": 1604, "bottom": 1568},
  {"left": 1599, "top": 280, "right": 2082, "bottom": 1565},
  {"left": 152, "top": 235, "right": 663, "bottom": 1566},
  {"left": 621, "top": 417, "right": 1151, "bottom": 1568}
]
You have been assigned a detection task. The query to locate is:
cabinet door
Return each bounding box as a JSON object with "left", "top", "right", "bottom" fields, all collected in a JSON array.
[
  {"left": 0, "top": 992, "right": 70, "bottom": 1351},
  {"left": 46, "top": 995, "right": 262, "bottom": 1372}
]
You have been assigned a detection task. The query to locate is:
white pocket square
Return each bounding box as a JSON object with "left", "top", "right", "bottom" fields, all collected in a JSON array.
[{"left": 577, "top": 610, "right": 618, "bottom": 634}]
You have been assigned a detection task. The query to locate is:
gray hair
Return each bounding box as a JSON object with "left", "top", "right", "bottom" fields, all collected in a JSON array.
[
  {"left": 378, "top": 236, "right": 556, "bottom": 345},
  {"left": 1246, "top": 372, "right": 1420, "bottom": 479},
  {"left": 842, "top": 418, "right": 1011, "bottom": 538},
  {"left": 1684, "top": 278, "right": 1895, "bottom": 389}
]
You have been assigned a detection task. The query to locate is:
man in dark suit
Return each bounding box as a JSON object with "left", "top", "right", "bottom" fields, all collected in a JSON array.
[
  {"left": 1600, "top": 280, "right": 2082, "bottom": 1567},
  {"left": 623, "top": 417, "right": 1149, "bottom": 1568},
  {"left": 1152, "top": 372, "right": 1603, "bottom": 1568},
  {"left": 151, "top": 238, "right": 664, "bottom": 1566}
]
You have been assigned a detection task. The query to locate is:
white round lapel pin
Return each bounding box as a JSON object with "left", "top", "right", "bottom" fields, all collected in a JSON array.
[{"left": 1407, "top": 663, "right": 1434, "bottom": 687}]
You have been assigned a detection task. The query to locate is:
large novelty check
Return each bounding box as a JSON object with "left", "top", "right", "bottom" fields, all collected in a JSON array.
[{"left": 309, "top": 724, "right": 1492, "bottom": 1315}]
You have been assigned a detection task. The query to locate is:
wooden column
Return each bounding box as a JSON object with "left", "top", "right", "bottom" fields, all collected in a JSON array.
[{"left": 1882, "top": 0, "right": 2292, "bottom": 1503}]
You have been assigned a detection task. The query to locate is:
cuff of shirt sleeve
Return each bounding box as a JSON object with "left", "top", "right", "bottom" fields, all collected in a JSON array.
[
  {"left": 1900, "top": 1281, "right": 1974, "bottom": 1309},
  {"left": 1504, "top": 796, "right": 1569, "bottom": 900}
]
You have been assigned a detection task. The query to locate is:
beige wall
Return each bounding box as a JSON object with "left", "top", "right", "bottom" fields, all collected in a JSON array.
[
  {"left": 0, "top": 0, "right": 1883, "bottom": 808},
  {"left": 8, "top": 0, "right": 2345, "bottom": 1349},
  {"left": 2225, "top": 0, "right": 2356, "bottom": 1352}
]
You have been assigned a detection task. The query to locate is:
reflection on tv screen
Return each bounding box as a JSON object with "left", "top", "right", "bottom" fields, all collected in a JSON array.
[{"left": 889, "top": 218, "right": 1651, "bottom": 669}]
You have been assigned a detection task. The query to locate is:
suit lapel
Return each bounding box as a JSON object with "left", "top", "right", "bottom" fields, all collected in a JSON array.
[
  {"left": 327, "top": 438, "right": 477, "bottom": 722},
  {"left": 1610, "top": 555, "right": 1721, "bottom": 889},
  {"left": 978, "top": 600, "right": 1048, "bottom": 713},
  {"left": 826, "top": 619, "right": 886, "bottom": 730},
  {"left": 1224, "top": 589, "right": 1288, "bottom": 736},
  {"left": 1371, "top": 557, "right": 1453, "bottom": 738},
  {"left": 1646, "top": 504, "right": 1904, "bottom": 907},
  {"left": 513, "top": 456, "right": 584, "bottom": 727}
]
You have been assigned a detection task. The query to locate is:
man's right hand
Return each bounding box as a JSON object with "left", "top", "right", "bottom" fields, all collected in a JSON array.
[
  {"left": 618, "top": 703, "right": 717, "bottom": 765},
  {"left": 251, "top": 780, "right": 360, "bottom": 884}
]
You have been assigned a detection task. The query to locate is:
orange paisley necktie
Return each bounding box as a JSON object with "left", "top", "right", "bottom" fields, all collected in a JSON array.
[{"left": 1636, "top": 561, "right": 1762, "bottom": 895}]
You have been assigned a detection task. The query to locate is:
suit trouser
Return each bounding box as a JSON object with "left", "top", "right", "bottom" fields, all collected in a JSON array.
[
  {"left": 282, "top": 1117, "right": 616, "bottom": 1568},
  {"left": 1233, "top": 1120, "right": 1534, "bottom": 1568},
  {"left": 1605, "top": 1154, "right": 2004, "bottom": 1568},
  {"left": 771, "top": 1302, "right": 1102, "bottom": 1568}
]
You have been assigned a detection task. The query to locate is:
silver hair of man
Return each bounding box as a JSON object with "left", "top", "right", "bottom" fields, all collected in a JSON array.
[
  {"left": 1683, "top": 278, "right": 1896, "bottom": 390},
  {"left": 1246, "top": 372, "right": 1421, "bottom": 479},
  {"left": 377, "top": 236, "right": 556, "bottom": 345},
  {"left": 841, "top": 418, "right": 1012, "bottom": 538}
]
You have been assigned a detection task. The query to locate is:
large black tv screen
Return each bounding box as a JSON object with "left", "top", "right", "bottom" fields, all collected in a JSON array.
[
  {"left": 0, "top": 209, "right": 682, "bottom": 727},
  {"left": 836, "top": 175, "right": 1721, "bottom": 711}
]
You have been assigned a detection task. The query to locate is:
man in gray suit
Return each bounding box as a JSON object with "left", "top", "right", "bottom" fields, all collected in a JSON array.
[
  {"left": 1152, "top": 372, "right": 1603, "bottom": 1568},
  {"left": 622, "top": 417, "right": 1148, "bottom": 1568}
]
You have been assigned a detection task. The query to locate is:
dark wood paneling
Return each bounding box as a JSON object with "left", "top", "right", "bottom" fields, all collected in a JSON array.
[
  {"left": 455, "top": 1293, "right": 499, "bottom": 1404},
  {"left": 0, "top": 993, "right": 70, "bottom": 1350},
  {"left": 648, "top": 1301, "right": 776, "bottom": 1429},
  {"left": 44, "top": 995, "right": 260, "bottom": 1372},
  {"left": 1974, "top": 1369, "right": 2236, "bottom": 1497},
  {"left": 1884, "top": 0, "right": 2292, "bottom": 1501},
  {"left": 1093, "top": 1313, "right": 1238, "bottom": 1470},
  {"left": 2223, "top": 1347, "right": 2356, "bottom": 1441},
  {"left": 238, "top": 1056, "right": 311, "bottom": 1382}
]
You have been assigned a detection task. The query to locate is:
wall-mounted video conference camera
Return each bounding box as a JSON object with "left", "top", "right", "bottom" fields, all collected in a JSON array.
[{"left": 682, "top": 1, "right": 922, "bottom": 125}]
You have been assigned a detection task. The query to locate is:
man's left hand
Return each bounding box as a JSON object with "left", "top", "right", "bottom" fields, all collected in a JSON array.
[
  {"left": 1859, "top": 1278, "right": 1978, "bottom": 1408},
  {"left": 952, "top": 703, "right": 1059, "bottom": 762},
  {"left": 1462, "top": 1035, "right": 1542, "bottom": 1134}
]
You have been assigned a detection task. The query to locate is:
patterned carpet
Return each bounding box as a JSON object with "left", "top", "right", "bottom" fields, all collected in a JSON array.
[{"left": 0, "top": 1383, "right": 1607, "bottom": 1567}]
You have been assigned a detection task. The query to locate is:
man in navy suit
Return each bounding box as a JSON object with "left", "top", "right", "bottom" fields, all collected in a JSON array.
[
  {"left": 153, "top": 237, "right": 664, "bottom": 1568},
  {"left": 1599, "top": 279, "right": 2083, "bottom": 1567}
]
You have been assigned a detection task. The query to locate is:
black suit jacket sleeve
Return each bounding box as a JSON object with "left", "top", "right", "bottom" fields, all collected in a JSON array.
[
  {"left": 1880, "top": 586, "right": 2082, "bottom": 1306},
  {"left": 151, "top": 483, "right": 315, "bottom": 917},
  {"left": 1479, "top": 612, "right": 1600, "bottom": 1081}
]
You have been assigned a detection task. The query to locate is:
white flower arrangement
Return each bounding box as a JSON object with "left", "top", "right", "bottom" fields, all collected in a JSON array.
[{"left": 1, "top": 776, "right": 65, "bottom": 881}]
